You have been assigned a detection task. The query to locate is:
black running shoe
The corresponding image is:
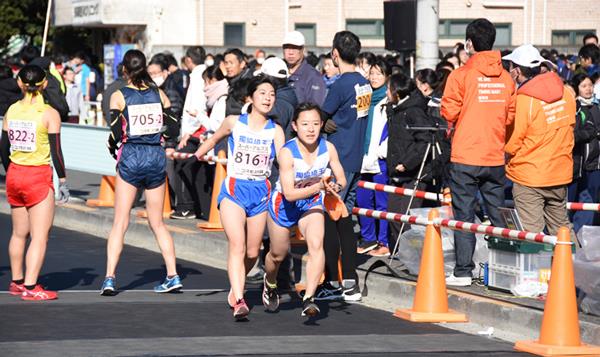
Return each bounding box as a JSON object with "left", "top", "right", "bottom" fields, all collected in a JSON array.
[
  {"left": 314, "top": 282, "right": 343, "bottom": 301},
  {"left": 301, "top": 297, "right": 320, "bottom": 317},
  {"left": 170, "top": 210, "right": 196, "bottom": 220},
  {"left": 262, "top": 274, "right": 279, "bottom": 312}
]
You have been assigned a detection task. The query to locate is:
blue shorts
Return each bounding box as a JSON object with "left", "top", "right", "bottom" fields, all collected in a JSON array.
[
  {"left": 268, "top": 191, "right": 324, "bottom": 228},
  {"left": 117, "top": 144, "right": 166, "bottom": 190},
  {"left": 217, "top": 177, "right": 271, "bottom": 217}
]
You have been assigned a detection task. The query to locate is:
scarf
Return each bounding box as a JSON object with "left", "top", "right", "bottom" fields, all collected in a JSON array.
[
  {"left": 323, "top": 74, "right": 340, "bottom": 89},
  {"left": 578, "top": 96, "right": 594, "bottom": 107},
  {"left": 364, "top": 85, "right": 388, "bottom": 154},
  {"left": 204, "top": 79, "right": 229, "bottom": 109}
]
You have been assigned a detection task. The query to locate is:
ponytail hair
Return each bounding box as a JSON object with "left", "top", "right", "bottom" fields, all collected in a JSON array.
[
  {"left": 17, "top": 65, "right": 46, "bottom": 95},
  {"left": 122, "top": 49, "right": 155, "bottom": 89}
]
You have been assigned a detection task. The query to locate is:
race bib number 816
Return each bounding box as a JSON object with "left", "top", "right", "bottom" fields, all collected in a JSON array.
[
  {"left": 128, "top": 103, "right": 163, "bottom": 136},
  {"left": 8, "top": 120, "right": 37, "bottom": 152}
]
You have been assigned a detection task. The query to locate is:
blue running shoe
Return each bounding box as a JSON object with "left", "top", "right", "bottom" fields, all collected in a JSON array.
[
  {"left": 100, "top": 276, "right": 116, "bottom": 296},
  {"left": 154, "top": 275, "right": 183, "bottom": 293}
]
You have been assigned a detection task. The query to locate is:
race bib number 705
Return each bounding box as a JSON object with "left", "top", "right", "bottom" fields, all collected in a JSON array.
[
  {"left": 8, "top": 120, "right": 37, "bottom": 152},
  {"left": 128, "top": 103, "right": 163, "bottom": 136}
]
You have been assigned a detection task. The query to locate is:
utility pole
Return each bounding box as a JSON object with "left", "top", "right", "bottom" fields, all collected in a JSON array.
[{"left": 415, "top": 0, "right": 439, "bottom": 70}]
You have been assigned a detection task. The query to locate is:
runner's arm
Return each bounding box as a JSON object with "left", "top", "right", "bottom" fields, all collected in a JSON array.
[
  {"left": 193, "top": 115, "right": 236, "bottom": 160},
  {"left": 46, "top": 107, "right": 66, "bottom": 180},
  {"left": 0, "top": 116, "right": 10, "bottom": 172},
  {"left": 278, "top": 147, "right": 324, "bottom": 202}
]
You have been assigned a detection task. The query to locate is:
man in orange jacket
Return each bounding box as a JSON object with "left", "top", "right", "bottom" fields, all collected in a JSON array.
[
  {"left": 441, "top": 19, "right": 516, "bottom": 286},
  {"left": 503, "top": 44, "right": 576, "bottom": 239}
]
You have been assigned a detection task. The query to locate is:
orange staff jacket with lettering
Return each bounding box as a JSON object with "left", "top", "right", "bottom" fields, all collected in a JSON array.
[
  {"left": 441, "top": 51, "right": 516, "bottom": 166},
  {"left": 505, "top": 71, "right": 576, "bottom": 187}
]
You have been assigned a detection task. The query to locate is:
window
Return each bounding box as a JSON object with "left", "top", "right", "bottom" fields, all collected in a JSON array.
[
  {"left": 552, "top": 30, "right": 596, "bottom": 46},
  {"left": 295, "top": 23, "right": 316, "bottom": 47},
  {"left": 439, "top": 19, "right": 511, "bottom": 47},
  {"left": 346, "top": 19, "right": 384, "bottom": 39},
  {"left": 224, "top": 23, "right": 245, "bottom": 47}
]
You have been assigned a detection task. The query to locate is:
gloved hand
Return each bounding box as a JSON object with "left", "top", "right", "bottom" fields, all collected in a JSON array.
[
  {"left": 323, "top": 119, "right": 338, "bottom": 134},
  {"left": 57, "top": 181, "right": 70, "bottom": 204}
]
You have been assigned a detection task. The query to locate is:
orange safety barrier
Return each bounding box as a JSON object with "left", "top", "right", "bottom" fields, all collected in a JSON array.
[
  {"left": 198, "top": 150, "right": 227, "bottom": 231},
  {"left": 514, "top": 227, "right": 600, "bottom": 356},
  {"left": 86, "top": 176, "right": 116, "bottom": 207},
  {"left": 136, "top": 178, "right": 172, "bottom": 219},
  {"left": 395, "top": 208, "right": 468, "bottom": 323}
]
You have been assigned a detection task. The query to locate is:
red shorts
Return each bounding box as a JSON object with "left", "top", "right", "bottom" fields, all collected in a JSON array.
[{"left": 6, "top": 163, "right": 54, "bottom": 208}]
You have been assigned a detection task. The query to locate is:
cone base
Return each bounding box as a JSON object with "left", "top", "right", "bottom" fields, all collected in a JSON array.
[
  {"left": 86, "top": 199, "right": 114, "bottom": 207},
  {"left": 197, "top": 222, "right": 224, "bottom": 232},
  {"left": 515, "top": 340, "right": 600, "bottom": 356},
  {"left": 394, "top": 308, "right": 467, "bottom": 323}
]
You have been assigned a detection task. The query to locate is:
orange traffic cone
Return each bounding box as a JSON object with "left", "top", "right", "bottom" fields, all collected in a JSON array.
[
  {"left": 136, "top": 178, "right": 172, "bottom": 219},
  {"left": 86, "top": 176, "right": 116, "bottom": 207},
  {"left": 395, "top": 208, "right": 467, "bottom": 322},
  {"left": 515, "top": 227, "right": 600, "bottom": 356},
  {"left": 198, "top": 150, "right": 226, "bottom": 231}
]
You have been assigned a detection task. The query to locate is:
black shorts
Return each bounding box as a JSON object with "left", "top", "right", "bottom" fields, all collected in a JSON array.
[{"left": 118, "top": 144, "right": 166, "bottom": 189}]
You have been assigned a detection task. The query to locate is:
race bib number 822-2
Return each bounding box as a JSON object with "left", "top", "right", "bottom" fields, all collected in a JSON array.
[
  {"left": 8, "top": 120, "right": 37, "bottom": 152},
  {"left": 128, "top": 103, "right": 163, "bottom": 136}
]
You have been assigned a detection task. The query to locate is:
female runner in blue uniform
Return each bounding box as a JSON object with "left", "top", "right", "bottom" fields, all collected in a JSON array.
[
  {"left": 263, "top": 103, "right": 346, "bottom": 317},
  {"left": 101, "top": 50, "right": 181, "bottom": 295},
  {"left": 193, "top": 75, "right": 285, "bottom": 319}
]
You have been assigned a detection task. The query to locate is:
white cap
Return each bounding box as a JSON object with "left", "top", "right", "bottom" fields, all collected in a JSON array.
[
  {"left": 502, "top": 44, "right": 553, "bottom": 68},
  {"left": 283, "top": 31, "right": 305, "bottom": 47},
  {"left": 254, "top": 57, "right": 289, "bottom": 78}
]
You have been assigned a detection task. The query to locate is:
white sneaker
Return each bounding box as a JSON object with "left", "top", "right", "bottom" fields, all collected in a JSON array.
[{"left": 445, "top": 274, "right": 472, "bottom": 287}]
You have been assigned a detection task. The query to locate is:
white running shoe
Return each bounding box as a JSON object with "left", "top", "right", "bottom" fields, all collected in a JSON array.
[{"left": 445, "top": 274, "right": 472, "bottom": 287}]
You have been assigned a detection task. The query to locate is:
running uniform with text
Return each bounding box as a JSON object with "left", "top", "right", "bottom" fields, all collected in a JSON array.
[
  {"left": 118, "top": 86, "right": 167, "bottom": 189},
  {"left": 269, "top": 137, "right": 330, "bottom": 228},
  {"left": 5, "top": 99, "right": 54, "bottom": 207},
  {"left": 217, "top": 113, "right": 276, "bottom": 216}
]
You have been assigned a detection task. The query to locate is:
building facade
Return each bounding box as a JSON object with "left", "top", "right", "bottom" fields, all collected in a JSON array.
[{"left": 54, "top": 0, "right": 599, "bottom": 56}]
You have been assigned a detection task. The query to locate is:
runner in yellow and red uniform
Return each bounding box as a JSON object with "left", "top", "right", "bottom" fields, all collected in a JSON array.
[{"left": 0, "top": 65, "right": 70, "bottom": 301}]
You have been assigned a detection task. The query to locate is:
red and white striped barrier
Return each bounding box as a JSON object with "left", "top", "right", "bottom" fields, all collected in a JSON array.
[
  {"left": 166, "top": 151, "right": 227, "bottom": 164},
  {"left": 359, "top": 180, "right": 600, "bottom": 212},
  {"left": 352, "top": 207, "right": 431, "bottom": 227},
  {"left": 358, "top": 181, "right": 449, "bottom": 204},
  {"left": 352, "top": 207, "right": 557, "bottom": 246}
]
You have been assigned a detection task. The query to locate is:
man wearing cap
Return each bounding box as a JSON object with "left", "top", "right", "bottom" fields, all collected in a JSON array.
[
  {"left": 441, "top": 19, "right": 515, "bottom": 287},
  {"left": 283, "top": 31, "right": 326, "bottom": 107},
  {"left": 504, "top": 44, "right": 577, "bottom": 239}
]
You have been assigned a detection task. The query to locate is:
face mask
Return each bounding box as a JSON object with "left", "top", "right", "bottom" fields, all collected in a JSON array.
[
  {"left": 257, "top": 57, "right": 265, "bottom": 65},
  {"left": 152, "top": 76, "right": 165, "bottom": 87},
  {"left": 205, "top": 59, "right": 214, "bottom": 67}
]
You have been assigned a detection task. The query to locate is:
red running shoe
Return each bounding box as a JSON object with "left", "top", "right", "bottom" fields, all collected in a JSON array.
[
  {"left": 21, "top": 285, "right": 58, "bottom": 301},
  {"left": 233, "top": 298, "right": 249, "bottom": 320},
  {"left": 9, "top": 282, "right": 25, "bottom": 296}
]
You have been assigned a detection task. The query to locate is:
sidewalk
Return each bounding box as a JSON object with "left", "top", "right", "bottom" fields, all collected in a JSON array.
[{"left": 1, "top": 169, "right": 599, "bottom": 344}]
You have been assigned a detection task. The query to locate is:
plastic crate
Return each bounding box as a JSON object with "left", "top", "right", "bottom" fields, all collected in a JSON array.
[{"left": 487, "top": 237, "right": 553, "bottom": 292}]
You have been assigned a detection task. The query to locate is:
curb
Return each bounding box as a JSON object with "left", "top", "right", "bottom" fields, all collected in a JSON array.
[{"left": 1, "top": 196, "right": 599, "bottom": 344}]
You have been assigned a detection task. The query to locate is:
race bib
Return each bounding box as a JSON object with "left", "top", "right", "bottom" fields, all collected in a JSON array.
[
  {"left": 8, "top": 120, "right": 37, "bottom": 152},
  {"left": 231, "top": 139, "right": 271, "bottom": 178},
  {"left": 128, "top": 103, "right": 163, "bottom": 136},
  {"left": 355, "top": 84, "right": 372, "bottom": 118}
]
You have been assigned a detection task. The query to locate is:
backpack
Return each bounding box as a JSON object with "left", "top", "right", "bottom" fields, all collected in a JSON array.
[{"left": 43, "top": 74, "right": 69, "bottom": 122}]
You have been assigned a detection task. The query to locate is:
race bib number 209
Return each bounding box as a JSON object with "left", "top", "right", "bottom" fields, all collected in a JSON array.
[{"left": 128, "top": 103, "right": 163, "bottom": 136}]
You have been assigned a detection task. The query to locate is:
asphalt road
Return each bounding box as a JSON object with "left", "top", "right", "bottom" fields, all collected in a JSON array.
[{"left": 0, "top": 213, "right": 531, "bottom": 356}]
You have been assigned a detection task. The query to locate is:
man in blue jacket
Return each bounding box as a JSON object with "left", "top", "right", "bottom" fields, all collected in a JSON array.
[{"left": 283, "top": 31, "right": 326, "bottom": 107}]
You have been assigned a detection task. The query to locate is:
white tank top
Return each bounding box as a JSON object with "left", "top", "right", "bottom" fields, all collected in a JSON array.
[
  {"left": 275, "top": 137, "right": 330, "bottom": 192},
  {"left": 227, "top": 113, "right": 277, "bottom": 180}
]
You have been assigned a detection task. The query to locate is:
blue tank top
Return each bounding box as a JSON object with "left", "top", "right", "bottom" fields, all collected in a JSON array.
[
  {"left": 275, "top": 137, "right": 330, "bottom": 192},
  {"left": 121, "top": 86, "right": 164, "bottom": 145},
  {"left": 227, "top": 113, "right": 277, "bottom": 180}
]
